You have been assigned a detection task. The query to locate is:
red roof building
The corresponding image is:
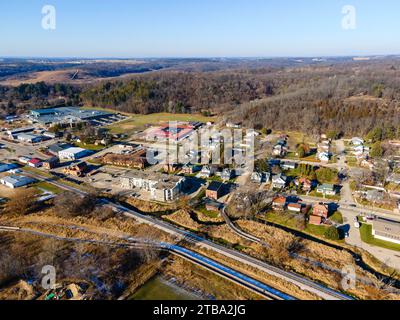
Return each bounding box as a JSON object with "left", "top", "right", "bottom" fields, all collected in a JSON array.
[
  {"left": 272, "top": 196, "right": 287, "bottom": 210},
  {"left": 28, "top": 158, "right": 42, "bottom": 168},
  {"left": 313, "top": 203, "right": 329, "bottom": 218},
  {"left": 309, "top": 215, "right": 323, "bottom": 226}
]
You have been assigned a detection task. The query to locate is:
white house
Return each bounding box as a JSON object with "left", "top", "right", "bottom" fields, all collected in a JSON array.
[
  {"left": 272, "top": 174, "right": 287, "bottom": 189},
  {"left": 251, "top": 172, "right": 270, "bottom": 183},
  {"left": 316, "top": 184, "right": 337, "bottom": 196},
  {"left": 199, "top": 165, "right": 217, "bottom": 178}
]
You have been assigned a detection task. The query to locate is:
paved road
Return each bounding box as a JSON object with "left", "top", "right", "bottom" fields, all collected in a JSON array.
[
  {"left": 334, "top": 140, "right": 400, "bottom": 270},
  {"left": 23, "top": 169, "right": 352, "bottom": 300},
  {"left": 220, "top": 206, "right": 265, "bottom": 245}
]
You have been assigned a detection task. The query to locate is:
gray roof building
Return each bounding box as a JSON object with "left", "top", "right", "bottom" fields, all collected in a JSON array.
[{"left": 372, "top": 218, "right": 400, "bottom": 244}]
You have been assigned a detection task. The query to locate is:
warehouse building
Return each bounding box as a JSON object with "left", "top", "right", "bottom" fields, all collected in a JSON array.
[
  {"left": 15, "top": 133, "right": 43, "bottom": 143},
  {"left": 29, "top": 107, "right": 118, "bottom": 126},
  {"left": 58, "top": 147, "right": 91, "bottom": 160},
  {"left": 0, "top": 175, "right": 35, "bottom": 189},
  {"left": 0, "top": 163, "right": 19, "bottom": 173}
]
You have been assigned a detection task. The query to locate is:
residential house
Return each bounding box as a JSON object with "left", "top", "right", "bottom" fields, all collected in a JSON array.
[
  {"left": 316, "top": 184, "right": 337, "bottom": 196},
  {"left": 221, "top": 169, "right": 234, "bottom": 181},
  {"left": 199, "top": 165, "right": 216, "bottom": 178},
  {"left": 298, "top": 178, "right": 313, "bottom": 192},
  {"left": 287, "top": 202, "right": 310, "bottom": 214},
  {"left": 181, "top": 164, "right": 201, "bottom": 175},
  {"left": 287, "top": 203, "right": 302, "bottom": 213},
  {"left": 272, "top": 174, "right": 287, "bottom": 189},
  {"left": 251, "top": 172, "right": 270, "bottom": 183},
  {"left": 309, "top": 215, "right": 323, "bottom": 226},
  {"left": 272, "top": 196, "right": 287, "bottom": 211},
  {"left": 206, "top": 181, "right": 225, "bottom": 200},
  {"left": 313, "top": 203, "right": 329, "bottom": 218},
  {"left": 372, "top": 218, "right": 400, "bottom": 244}
]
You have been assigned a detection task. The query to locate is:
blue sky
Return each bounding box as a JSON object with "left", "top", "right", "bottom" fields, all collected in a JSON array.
[{"left": 1, "top": 0, "right": 399, "bottom": 58}]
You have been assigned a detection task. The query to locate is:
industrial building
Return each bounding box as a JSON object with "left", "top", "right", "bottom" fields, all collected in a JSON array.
[
  {"left": 28, "top": 107, "right": 119, "bottom": 126},
  {"left": 58, "top": 147, "right": 91, "bottom": 160},
  {"left": 0, "top": 163, "right": 19, "bottom": 173},
  {"left": 0, "top": 175, "right": 35, "bottom": 189},
  {"left": 15, "top": 133, "right": 43, "bottom": 143}
]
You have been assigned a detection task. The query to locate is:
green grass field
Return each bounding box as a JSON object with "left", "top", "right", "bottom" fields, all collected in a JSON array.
[
  {"left": 329, "top": 211, "right": 344, "bottom": 224},
  {"left": 74, "top": 142, "right": 105, "bottom": 151},
  {"left": 107, "top": 113, "right": 216, "bottom": 134},
  {"left": 34, "top": 181, "right": 63, "bottom": 194},
  {"left": 264, "top": 211, "right": 330, "bottom": 238},
  {"left": 23, "top": 166, "right": 53, "bottom": 178},
  {"left": 359, "top": 223, "right": 400, "bottom": 252}
]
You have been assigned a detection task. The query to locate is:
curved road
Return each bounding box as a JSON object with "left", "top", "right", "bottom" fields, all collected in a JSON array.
[{"left": 23, "top": 169, "right": 353, "bottom": 300}]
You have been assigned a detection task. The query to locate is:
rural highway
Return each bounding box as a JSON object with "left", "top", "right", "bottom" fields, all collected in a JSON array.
[{"left": 22, "top": 169, "right": 353, "bottom": 300}]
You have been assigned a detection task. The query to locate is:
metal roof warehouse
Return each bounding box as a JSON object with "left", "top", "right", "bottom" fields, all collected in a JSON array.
[
  {"left": 29, "top": 107, "right": 115, "bottom": 125},
  {"left": 0, "top": 175, "right": 35, "bottom": 189}
]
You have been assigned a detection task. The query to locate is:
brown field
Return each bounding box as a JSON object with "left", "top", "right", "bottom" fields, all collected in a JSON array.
[{"left": 0, "top": 69, "right": 151, "bottom": 86}]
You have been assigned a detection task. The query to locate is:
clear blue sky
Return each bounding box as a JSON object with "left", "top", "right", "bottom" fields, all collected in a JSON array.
[{"left": 1, "top": 0, "right": 399, "bottom": 58}]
